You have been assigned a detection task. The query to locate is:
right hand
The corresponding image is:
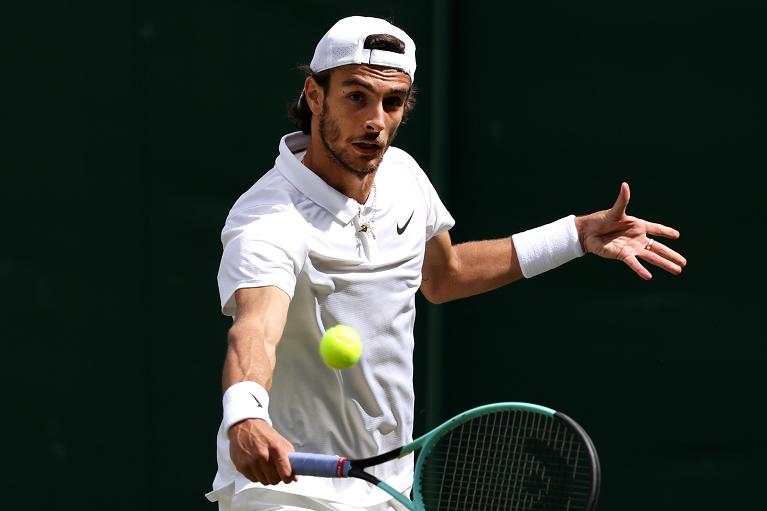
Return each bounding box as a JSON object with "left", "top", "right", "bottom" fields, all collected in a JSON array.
[{"left": 228, "top": 418, "right": 298, "bottom": 485}]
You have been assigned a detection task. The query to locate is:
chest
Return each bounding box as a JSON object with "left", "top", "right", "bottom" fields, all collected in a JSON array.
[{"left": 300, "top": 179, "right": 428, "bottom": 294}]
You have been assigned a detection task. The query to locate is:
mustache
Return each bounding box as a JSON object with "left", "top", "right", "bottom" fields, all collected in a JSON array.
[{"left": 352, "top": 132, "right": 386, "bottom": 146}]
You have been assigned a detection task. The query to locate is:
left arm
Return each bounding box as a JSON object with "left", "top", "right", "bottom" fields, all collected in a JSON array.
[
  {"left": 420, "top": 233, "right": 523, "bottom": 304},
  {"left": 420, "top": 182, "right": 687, "bottom": 304}
]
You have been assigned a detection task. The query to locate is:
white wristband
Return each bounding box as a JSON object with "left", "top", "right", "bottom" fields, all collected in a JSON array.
[
  {"left": 511, "top": 215, "right": 585, "bottom": 278},
  {"left": 222, "top": 381, "right": 272, "bottom": 430}
]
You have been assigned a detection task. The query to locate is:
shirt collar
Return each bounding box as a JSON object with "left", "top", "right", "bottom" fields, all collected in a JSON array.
[{"left": 276, "top": 132, "right": 379, "bottom": 225}]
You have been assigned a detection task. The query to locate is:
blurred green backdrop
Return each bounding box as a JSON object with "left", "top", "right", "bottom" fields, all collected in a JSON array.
[{"left": 3, "top": 1, "right": 765, "bottom": 510}]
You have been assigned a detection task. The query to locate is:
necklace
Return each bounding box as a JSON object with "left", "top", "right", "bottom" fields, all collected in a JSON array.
[{"left": 357, "top": 183, "right": 377, "bottom": 239}]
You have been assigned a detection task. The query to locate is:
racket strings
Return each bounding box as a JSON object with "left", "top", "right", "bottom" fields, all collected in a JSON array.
[{"left": 418, "top": 411, "right": 594, "bottom": 510}]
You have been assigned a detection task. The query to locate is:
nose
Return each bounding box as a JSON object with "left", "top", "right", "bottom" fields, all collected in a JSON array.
[{"left": 365, "top": 102, "right": 386, "bottom": 132}]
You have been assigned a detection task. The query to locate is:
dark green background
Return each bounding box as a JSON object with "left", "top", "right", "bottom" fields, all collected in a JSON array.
[{"left": 3, "top": 1, "right": 764, "bottom": 510}]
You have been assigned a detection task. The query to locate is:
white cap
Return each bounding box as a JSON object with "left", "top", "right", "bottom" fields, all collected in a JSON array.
[{"left": 309, "top": 16, "right": 417, "bottom": 81}]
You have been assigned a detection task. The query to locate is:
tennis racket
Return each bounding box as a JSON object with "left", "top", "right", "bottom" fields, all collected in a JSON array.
[{"left": 288, "top": 402, "right": 601, "bottom": 510}]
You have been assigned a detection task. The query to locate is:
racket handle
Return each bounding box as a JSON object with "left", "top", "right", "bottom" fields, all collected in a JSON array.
[{"left": 288, "top": 453, "right": 351, "bottom": 477}]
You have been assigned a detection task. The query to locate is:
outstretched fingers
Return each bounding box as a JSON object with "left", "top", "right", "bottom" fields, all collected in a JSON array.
[
  {"left": 643, "top": 240, "right": 687, "bottom": 272},
  {"left": 645, "top": 220, "right": 681, "bottom": 240},
  {"left": 622, "top": 254, "right": 653, "bottom": 281}
]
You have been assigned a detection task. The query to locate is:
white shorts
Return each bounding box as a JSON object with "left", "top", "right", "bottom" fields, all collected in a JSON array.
[{"left": 216, "top": 488, "right": 411, "bottom": 511}]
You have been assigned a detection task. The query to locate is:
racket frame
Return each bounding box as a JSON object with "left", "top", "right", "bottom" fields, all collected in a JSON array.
[{"left": 290, "top": 402, "right": 601, "bottom": 511}]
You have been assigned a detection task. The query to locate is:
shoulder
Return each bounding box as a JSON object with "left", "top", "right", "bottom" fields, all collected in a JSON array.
[
  {"left": 222, "top": 169, "right": 308, "bottom": 242},
  {"left": 380, "top": 146, "right": 432, "bottom": 187},
  {"left": 381, "top": 146, "right": 437, "bottom": 198},
  {"left": 229, "top": 168, "right": 299, "bottom": 213},
  {"left": 382, "top": 146, "right": 422, "bottom": 171}
]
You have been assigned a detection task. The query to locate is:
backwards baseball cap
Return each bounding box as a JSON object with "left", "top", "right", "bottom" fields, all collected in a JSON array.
[{"left": 309, "top": 16, "right": 417, "bottom": 81}]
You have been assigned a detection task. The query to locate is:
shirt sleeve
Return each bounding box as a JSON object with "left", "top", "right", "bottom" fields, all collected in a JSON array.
[
  {"left": 217, "top": 204, "right": 308, "bottom": 316},
  {"left": 408, "top": 157, "right": 455, "bottom": 240}
]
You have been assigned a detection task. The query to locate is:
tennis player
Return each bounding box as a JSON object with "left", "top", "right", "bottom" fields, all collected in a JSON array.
[{"left": 206, "top": 16, "right": 686, "bottom": 511}]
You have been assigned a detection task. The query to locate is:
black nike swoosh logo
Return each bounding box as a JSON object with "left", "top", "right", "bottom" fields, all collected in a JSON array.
[
  {"left": 397, "top": 211, "right": 414, "bottom": 235},
  {"left": 250, "top": 393, "right": 263, "bottom": 408}
]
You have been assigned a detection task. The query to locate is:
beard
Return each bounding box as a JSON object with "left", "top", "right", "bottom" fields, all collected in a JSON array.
[{"left": 318, "top": 104, "right": 399, "bottom": 176}]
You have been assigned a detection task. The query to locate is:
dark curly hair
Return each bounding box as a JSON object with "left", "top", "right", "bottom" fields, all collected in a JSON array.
[{"left": 287, "top": 34, "right": 417, "bottom": 134}]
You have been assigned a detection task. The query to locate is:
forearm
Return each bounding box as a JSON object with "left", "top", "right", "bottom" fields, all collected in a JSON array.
[
  {"left": 422, "top": 215, "right": 586, "bottom": 303},
  {"left": 424, "top": 237, "right": 524, "bottom": 303},
  {"left": 221, "top": 286, "right": 290, "bottom": 393},
  {"left": 453, "top": 238, "right": 524, "bottom": 294},
  {"left": 220, "top": 291, "right": 295, "bottom": 486},
  {"left": 222, "top": 321, "right": 276, "bottom": 391}
]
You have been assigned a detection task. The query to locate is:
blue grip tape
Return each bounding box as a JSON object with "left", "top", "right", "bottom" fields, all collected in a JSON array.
[{"left": 288, "top": 453, "right": 350, "bottom": 477}]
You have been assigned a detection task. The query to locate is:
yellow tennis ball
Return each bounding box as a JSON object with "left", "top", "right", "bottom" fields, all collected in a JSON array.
[{"left": 320, "top": 325, "right": 362, "bottom": 369}]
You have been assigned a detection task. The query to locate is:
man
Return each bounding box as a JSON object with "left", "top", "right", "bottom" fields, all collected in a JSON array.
[{"left": 207, "top": 16, "right": 686, "bottom": 511}]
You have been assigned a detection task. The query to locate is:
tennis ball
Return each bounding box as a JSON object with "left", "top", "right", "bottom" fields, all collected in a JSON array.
[{"left": 320, "top": 325, "right": 362, "bottom": 369}]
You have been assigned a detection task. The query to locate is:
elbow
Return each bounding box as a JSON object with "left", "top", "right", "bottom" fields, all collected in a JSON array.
[
  {"left": 421, "top": 266, "right": 461, "bottom": 304},
  {"left": 420, "top": 280, "right": 451, "bottom": 304},
  {"left": 421, "top": 257, "right": 463, "bottom": 304},
  {"left": 425, "top": 294, "right": 448, "bottom": 305},
  {"left": 420, "top": 290, "right": 442, "bottom": 305}
]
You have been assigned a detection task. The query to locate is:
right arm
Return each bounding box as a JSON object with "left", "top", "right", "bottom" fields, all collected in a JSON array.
[{"left": 223, "top": 286, "right": 297, "bottom": 485}]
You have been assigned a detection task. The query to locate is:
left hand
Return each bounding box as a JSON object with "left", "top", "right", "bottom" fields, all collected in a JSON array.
[{"left": 575, "top": 182, "right": 687, "bottom": 280}]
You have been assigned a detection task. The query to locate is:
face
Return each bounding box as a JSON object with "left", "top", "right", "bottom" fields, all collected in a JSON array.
[{"left": 313, "top": 65, "right": 411, "bottom": 176}]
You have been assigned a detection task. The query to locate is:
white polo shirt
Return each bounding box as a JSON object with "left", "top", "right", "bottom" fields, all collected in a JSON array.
[{"left": 208, "top": 132, "right": 454, "bottom": 507}]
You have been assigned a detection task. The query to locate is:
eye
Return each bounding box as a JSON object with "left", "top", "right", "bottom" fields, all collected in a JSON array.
[
  {"left": 348, "top": 93, "right": 364, "bottom": 102},
  {"left": 384, "top": 96, "right": 405, "bottom": 109}
]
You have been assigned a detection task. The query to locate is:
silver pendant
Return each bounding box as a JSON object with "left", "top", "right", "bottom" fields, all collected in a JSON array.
[{"left": 359, "top": 223, "right": 376, "bottom": 239}]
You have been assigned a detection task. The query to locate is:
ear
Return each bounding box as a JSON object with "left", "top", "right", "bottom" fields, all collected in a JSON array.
[{"left": 304, "top": 76, "right": 324, "bottom": 115}]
